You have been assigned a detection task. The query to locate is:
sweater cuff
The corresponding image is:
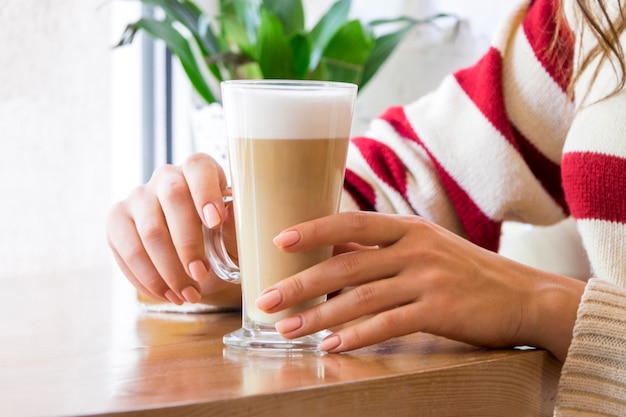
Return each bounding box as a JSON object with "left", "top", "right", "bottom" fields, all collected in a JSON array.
[{"left": 555, "top": 278, "right": 626, "bottom": 416}]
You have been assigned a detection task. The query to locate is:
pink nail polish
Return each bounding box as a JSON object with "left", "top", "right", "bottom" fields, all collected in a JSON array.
[
  {"left": 203, "top": 203, "right": 221, "bottom": 228},
  {"left": 273, "top": 230, "right": 301, "bottom": 248},
  {"left": 189, "top": 260, "right": 208, "bottom": 282},
  {"left": 275, "top": 316, "right": 303, "bottom": 334},
  {"left": 320, "top": 334, "right": 341, "bottom": 352},
  {"left": 255, "top": 288, "right": 283, "bottom": 311},
  {"left": 182, "top": 286, "right": 202, "bottom": 303},
  {"left": 164, "top": 289, "right": 183, "bottom": 305}
]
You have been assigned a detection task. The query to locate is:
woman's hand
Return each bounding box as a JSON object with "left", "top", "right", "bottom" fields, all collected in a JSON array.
[
  {"left": 256, "top": 211, "right": 585, "bottom": 361},
  {"left": 106, "top": 153, "right": 240, "bottom": 305}
]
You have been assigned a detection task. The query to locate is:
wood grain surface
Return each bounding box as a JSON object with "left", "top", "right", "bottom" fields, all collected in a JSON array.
[{"left": 0, "top": 266, "right": 561, "bottom": 417}]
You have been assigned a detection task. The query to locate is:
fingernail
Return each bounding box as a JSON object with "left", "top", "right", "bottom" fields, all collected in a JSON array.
[
  {"left": 189, "top": 260, "right": 208, "bottom": 282},
  {"left": 181, "top": 286, "right": 202, "bottom": 303},
  {"left": 203, "top": 203, "right": 221, "bottom": 228},
  {"left": 255, "top": 288, "right": 283, "bottom": 311},
  {"left": 275, "top": 315, "right": 303, "bottom": 335},
  {"left": 320, "top": 334, "right": 342, "bottom": 352},
  {"left": 164, "top": 289, "right": 183, "bottom": 305},
  {"left": 273, "top": 230, "right": 301, "bottom": 248}
]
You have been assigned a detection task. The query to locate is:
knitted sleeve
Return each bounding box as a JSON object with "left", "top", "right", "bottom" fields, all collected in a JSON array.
[
  {"left": 553, "top": 0, "right": 626, "bottom": 414},
  {"left": 555, "top": 279, "right": 626, "bottom": 416},
  {"left": 341, "top": 0, "right": 574, "bottom": 252}
]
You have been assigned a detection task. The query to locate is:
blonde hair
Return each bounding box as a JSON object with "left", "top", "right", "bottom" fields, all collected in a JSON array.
[{"left": 569, "top": 0, "right": 626, "bottom": 98}]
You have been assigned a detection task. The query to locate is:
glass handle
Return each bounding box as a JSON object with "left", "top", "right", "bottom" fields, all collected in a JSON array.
[{"left": 204, "top": 196, "right": 241, "bottom": 284}]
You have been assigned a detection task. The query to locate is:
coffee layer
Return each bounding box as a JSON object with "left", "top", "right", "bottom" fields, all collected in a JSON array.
[{"left": 230, "top": 137, "right": 349, "bottom": 324}]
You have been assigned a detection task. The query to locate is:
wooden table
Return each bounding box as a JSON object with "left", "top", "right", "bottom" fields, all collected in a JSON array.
[{"left": 0, "top": 266, "right": 561, "bottom": 417}]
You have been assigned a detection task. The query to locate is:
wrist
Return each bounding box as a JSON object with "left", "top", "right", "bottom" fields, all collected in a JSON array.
[{"left": 525, "top": 272, "right": 586, "bottom": 361}]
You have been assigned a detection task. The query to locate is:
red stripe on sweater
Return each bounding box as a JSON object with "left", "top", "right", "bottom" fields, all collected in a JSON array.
[
  {"left": 344, "top": 168, "right": 377, "bottom": 211},
  {"left": 524, "top": 0, "right": 574, "bottom": 92},
  {"left": 454, "top": 48, "right": 517, "bottom": 152},
  {"left": 562, "top": 152, "right": 626, "bottom": 223},
  {"left": 455, "top": 38, "right": 568, "bottom": 213},
  {"left": 381, "top": 106, "right": 502, "bottom": 251},
  {"left": 351, "top": 137, "right": 407, "bottom": 197},
  {"left": 511, "top": 124, "right": 569, "bottom": 213}
]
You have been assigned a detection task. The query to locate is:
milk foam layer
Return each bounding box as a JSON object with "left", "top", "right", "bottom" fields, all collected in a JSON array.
[{"left": 221, "top": 81, "right": 356, "bottom": 140}]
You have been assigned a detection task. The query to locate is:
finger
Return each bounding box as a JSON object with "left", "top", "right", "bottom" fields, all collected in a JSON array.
[
  {"left": 106, "top": 202, "right": 181, "bottom": 303},
  {"left": 256, "top": 246, "right": 403, "bottom": 312},
  {"left": 109, "top": 244, "right": 166, "bottom": 302},
  {"left": 153, "top": 164, "right": 211, "bottom": 283},
  {"left": 333, "top": 242, "right": 377, "bottom": 256},
  {"left": 275, "top": 276, "right": 419, "bottom": 339},
  {"left": 182, "top": 153, "right": 230, "bottom": 229},
  {"left": 130, "top": 185, "right": 202, "bottom": 304},
  {"left": 274, "top": 211, "right": 419, "bottom": 252},
  {"left": 320, "top": 303, "right": 425, "bottom": 353}
]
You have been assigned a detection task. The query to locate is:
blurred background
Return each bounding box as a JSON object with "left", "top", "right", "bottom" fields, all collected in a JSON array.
[{"left": 0, "top": 0, "right": 532, "bottom": 278}]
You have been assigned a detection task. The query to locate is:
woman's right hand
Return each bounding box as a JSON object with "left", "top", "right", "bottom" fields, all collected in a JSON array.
[{"left": 106, "top": 153, "right": 240, "bottom": 306}]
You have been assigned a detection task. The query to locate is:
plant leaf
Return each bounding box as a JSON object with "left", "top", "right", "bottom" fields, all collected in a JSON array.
[
  {"left": 262, "top": 0, "right": 304, "bottom": 36},
  {"left": 131, "top": 0, "right": 227, "bottom": 83},
  {"left": 308, "top": 0, "right": 350, "bottom": 71},
  {"left": 320, "top": 20, "right": 372, "bottom": 85},
  {"left": 323, "top": 20, "right": 372, "bottom": 66},
  {"left": 367, "top": 13, "right": 456, "bottom": 29},
  {"left": 321, "top": 58, "right": 362, "bottom": 85},
  {"left": 359, "top": 13, "right": 458, "bottom": 89},
  {"left": 220, "top": 0, "right": 261, "bottom": 46},
  {"left": 138, "top": 0, "right": 222, "bottom": 55},
  {"left": 236, "top": 62, "right": 264, "bottom": 79},
  {"left": 134, "top": 17, "right": 216, "bottom": 103},
  {"left": 288, "top": 32, "right": 311, "bottom": 79},
  {"left": 256, "top": 7, "right": 296, "bottom": 79},
  {"left": 307, "top": 61, "right": 328, "bottom": 81},
  {"left": 359, "top": 24, "right": 413, "bottom": 90},
  {"left": 219, "top": 12, "right": 256, "bottom": 58},
  {"left": 183, "top": 0, "right": 224, "bottom": 56},
  {"left": 115, "top": 23, "right": 140, "bottom": 48}
]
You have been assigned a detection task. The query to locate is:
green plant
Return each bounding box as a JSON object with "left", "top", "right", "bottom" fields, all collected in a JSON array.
[{"left": 117, "top": 0, "right": 454, "bottom": 104}]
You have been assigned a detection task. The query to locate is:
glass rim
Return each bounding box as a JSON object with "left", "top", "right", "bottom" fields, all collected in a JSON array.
[{"left": 221, "top": 79, "right": 357, "bottom": 91}]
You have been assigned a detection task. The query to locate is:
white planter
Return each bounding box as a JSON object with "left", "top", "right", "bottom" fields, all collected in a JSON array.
[{"left": 190, "top": 103, "right": 230, "bottom": 177}]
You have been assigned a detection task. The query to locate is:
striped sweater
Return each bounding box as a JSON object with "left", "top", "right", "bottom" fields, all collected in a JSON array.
[{"left": 341, "top": 0, "right": 626, "bottom": 414}]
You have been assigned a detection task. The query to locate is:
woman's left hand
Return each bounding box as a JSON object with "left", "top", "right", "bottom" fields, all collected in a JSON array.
[{"left": 255, "top": 211, "right": 585, "bottom": 360}]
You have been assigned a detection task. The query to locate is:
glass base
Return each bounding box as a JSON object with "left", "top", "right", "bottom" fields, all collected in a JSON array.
[{"left": 224, "top": 326, "right": 331, "bottom": 352}]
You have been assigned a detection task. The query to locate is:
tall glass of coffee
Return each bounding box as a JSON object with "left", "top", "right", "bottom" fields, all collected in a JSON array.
[{"left": 207, "top": 80, "right": 357, "bottom": 352}]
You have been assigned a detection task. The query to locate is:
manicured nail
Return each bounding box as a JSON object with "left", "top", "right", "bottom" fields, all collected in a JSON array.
[
  {"left": 164, "top": 289, "right": 183, "bottom": 305},
  {"left": 255, "top": 288, "right": 283, "bottom": 311},
  {"left": 189, "top": 260, "right": 208, "bottom": 282},
  {"left": 273, "top": 230, "right": 301, "bottom": 248},
  {"left": 275, "top": 315, "right": 303, "bottom": 335},
  {"left": 203, "top": 203, "right": 221, "bottom": 228},
  {"left": 320, "top": 334, "right": 342, "bottom": 352},
  {"left": 181, "top": 286, "right": 202, "bottom": 303}
]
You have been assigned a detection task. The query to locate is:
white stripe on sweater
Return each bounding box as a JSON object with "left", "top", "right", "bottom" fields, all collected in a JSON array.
[
  {"left": 564, "top": 91, "right": 626, "bottom": 157},
  {"left": 404, "top": 76, "right": 566, "bottom": 225},
  {"left": 577, "top": 220, "right": 626, "bottom": 286},
  {"left": 503, "top": 22, "right": 574, "bottom": 164},
  {"left": 362, "top": 119, "right": 466, "bottom": 234}
]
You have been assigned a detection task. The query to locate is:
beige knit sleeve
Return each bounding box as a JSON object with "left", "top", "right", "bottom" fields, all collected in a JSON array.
[{"left": 554, "top": 278, "right": 626, "bottom": 416}]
